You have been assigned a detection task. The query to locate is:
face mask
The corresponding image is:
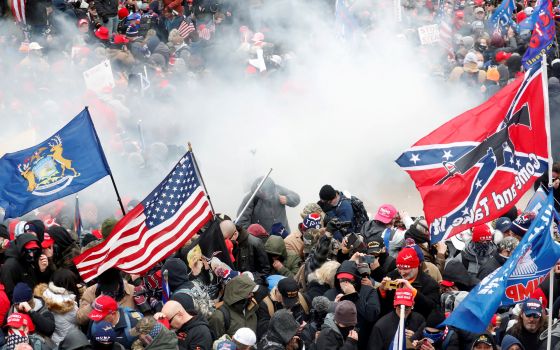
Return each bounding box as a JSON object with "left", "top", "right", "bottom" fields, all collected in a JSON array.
[
  {"left": 423, "top": 329, "right": 444, "bottom": 343},
  {"left": 24, "top": 248, "right": 40, "bottom": 264},
  {"left": 472, "top": 242, "right": 491, "bottom": 256},
  {"left": 476, "top": 44, "right": 487, "bottom": 52},
  {"left": 338, "top": 325, "right": 353, "bottom": 339}
]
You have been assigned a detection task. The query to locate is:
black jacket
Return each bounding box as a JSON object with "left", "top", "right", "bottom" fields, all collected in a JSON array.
[
  {"left": 381, "top": 269, "right": 440, "bottom": 320},
  {"left": 1, "top": 234, "right": 50, "bottom": 299},
  {"left": 370, "top": 252, "right": 396, "bottom": 282},
  {"left": 233, "top": 228, "right": 271, "bottom": 280},
  {"left": 324, "top": 261, "right": 381, "bottom": 349},
  {"left": 94, "top": 0, "right": 118, "bottom": 20},
  {"left": 305, "top": 281, "right": 331, "bottom": 302},
  {"left": 177, "top": 315, "right": 213, "bottom": 350},
  {"left": 314, "top": 315, "right": 358, "bottom": 350},
  {"left": 7, "top": 298, "right": 55, "bottom": 337},
  {"left": 256, "top": 297, "right": 308, "bottom": 338},
  {"left": 367, "top": 310, "right": 425, "bottom": 350}
]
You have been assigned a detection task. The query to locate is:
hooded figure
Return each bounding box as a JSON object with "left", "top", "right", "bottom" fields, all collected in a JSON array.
[
  {"left": 236, "top": 177, "right": 300, "bottom": 234},
  {"left": 257, "top": 309, "right": 299, "bottom": 350},
  {"left": 47, "top": 226, "right": 81, "bottom": 273},
  {"left": 315, "top": 302, "right": 358, "bottom": 350},
  {"left": 208, "top": 274, "right": 259, "bottom": 337},
  {"left": 264, "top": 236, "right": 301, "bottom": 278},
  {"left": 1, "top": 233, "right": 49, "bottom": 299},
  {"left": 502, "top": 334, "right": 525, "bottom": 350},
  {"left": 324, "top": 260, "right": 381, "bottom": 349}
]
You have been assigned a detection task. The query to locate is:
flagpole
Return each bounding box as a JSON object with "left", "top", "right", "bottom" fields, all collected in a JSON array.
[
  {"left": 188, "top": 142, "right": 216, "bottom": 217},
  {"left": 234, "top": 168, "right": 273, "bottom": 224},
  {"left": 398, "top": 304, "right": 405, "bottom": 349},
  {"left": 542, "top": 53, "right": 554, "bottom": 350},
  {"left": 85, "top": 106, "right": 126, "bottom": 216}
]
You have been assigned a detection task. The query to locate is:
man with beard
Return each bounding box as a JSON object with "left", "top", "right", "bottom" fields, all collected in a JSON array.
[
  {"left": 506, "top": 299, "right": 547, "bottom": 349},
  {"left": 443, "top": 224, "right": 496, "bottom": 291},
  {"left": 379, "top": 247, "right": 439, "bottom": 319}
]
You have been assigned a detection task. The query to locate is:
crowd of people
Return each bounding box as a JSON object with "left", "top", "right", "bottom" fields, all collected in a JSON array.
[
  {"left": 0, "top": 174, "right": 559, "bottom": 350},
  {"left": 2, "top": 0, "right": 560, "bottom": 349}
]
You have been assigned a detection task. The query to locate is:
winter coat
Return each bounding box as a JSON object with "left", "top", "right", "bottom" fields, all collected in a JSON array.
[
  {"left": 233, "top": 228, "right": 271, "bottom": 280},
  {"left": 284, "top": 231, "right": 304, "bottom": 259},
  {"left": 369, "top": 253, "right": 396, "bottom": 282},
  {"left": 208, "top": 275, "right": 259, "bottom": 336},
  {"left": 304, "top": 280, "right": 331, "bottom": 302},
  {"left": 176, "top": 315, "right": 212, "bottom": 350},
  {"left": 367, "top": 310, "right": 425, "bottom": 350},
  {"left": 444, "top": 242, "right": 497, "bottom": 290},
  {"left": 6, "top": 296, "right": 56, "bottom": 338},
  {"left": 76, "top": 281, "right": 136, "bottom": 325},
  {"left": 360, "top": 221, "right": 405, "bottom": 258},
  {"left": 88, "top": 308, "right": 142, "bottom": 349},
  {"left": 237, "top": 177, "right": 300, "bottom": 234},
  {"left": 314, "top": 314, "right": 358, "bottom": 350},
  {"left": 58, "top": 329, "right": 90, "bottom": 350},
  {"left": 256, "top": 295, "right": 309, "bottom": 338},
  {"left": 507, "top": 325, "right": 544, "bottom": 350},
  {"left": 258, "top": 309, "right": 299, "bottom": 350},
  {"left": 94, "top": 0, "right": 118, "bottom": 20},
  {"left": 423, "top": 261, "right": 442, "bottom": 283},
  {"left": 35, "top": 283, "right": 79, "bottom": 345},
  {"left": 381, "top": 269, "right": 440, "bottom": 320},
  {"left": 264, "top": 236, "right": 302, "bottom": 278},
  {"left": 1, "top": 234, "right": 50, "bottom": 299},
  {"left": 0, "top": 284, "right": 10, "bottom": 326},
  {"left": 324, "top": 261, "right": 381, "bottom": 349},
  {"left": 477, "top": 251, "right": 507, "bottom": 281}
]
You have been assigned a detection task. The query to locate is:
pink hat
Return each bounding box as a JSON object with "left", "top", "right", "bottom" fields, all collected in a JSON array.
[{"left": 374, "top": 204, "right": 397, "bottom": 224}]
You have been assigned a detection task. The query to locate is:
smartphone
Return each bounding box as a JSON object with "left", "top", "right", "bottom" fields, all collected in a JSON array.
[
  {"left": 346, "top": 233, "right": 359, "bottom": 247},
  {"left": 361, "top": 255, "right": 376, "bottom": 264}
]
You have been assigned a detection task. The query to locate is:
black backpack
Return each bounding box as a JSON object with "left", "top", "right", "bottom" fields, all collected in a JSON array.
[{"left": 349, "top": 196, "right": 369, "bottom": 232}]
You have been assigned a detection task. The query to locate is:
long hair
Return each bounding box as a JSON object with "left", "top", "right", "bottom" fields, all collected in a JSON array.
[{"left": 509, "top": 312, "right": 548, "bottom": 339}]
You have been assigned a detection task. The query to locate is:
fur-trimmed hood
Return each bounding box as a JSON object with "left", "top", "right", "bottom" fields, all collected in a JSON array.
[{"left": 35, "top": 283, "right": 77, "bottom": 314}]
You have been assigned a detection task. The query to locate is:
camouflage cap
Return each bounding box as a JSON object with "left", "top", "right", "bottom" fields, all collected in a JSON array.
[
  {"left": 130, "top": 316, "right": 157, "bottom": 336},
  {"left": 300, "top": 203, "right": 324, "bottom": 219},
  {"left": 303, "top": 228, "right": 322, "bottom": 255}
]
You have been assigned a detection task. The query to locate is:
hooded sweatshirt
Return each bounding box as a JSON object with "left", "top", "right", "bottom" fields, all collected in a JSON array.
[
  {"left": 264, "top": 236, "right": 301, "bottom": 277},
  {"left": 315, "top": 313, "right": 358, "bottom": 350},
  {"left": 1, "top": 233, "right": 48, "bottom": 299},
  {"left": 258, "top": 309, "right": 299, "bottom": 350},
  {"left": 208, "top": 274, "right": 259, "bottom": 336},
  {"left": 502, "top": 334, "right": 525, "bottom": 350},
  {"left": 176, "top": 315, "right": 212, "bottom": 350}
]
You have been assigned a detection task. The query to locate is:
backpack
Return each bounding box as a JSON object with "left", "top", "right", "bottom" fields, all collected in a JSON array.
[
  {"left": 262, "top": 293, "right": 309, "bottom": 317},
  {"left": 349, "top": 196, "right": 369, "bottom": 232},
  {"left": 215, "top": 301, "right": 231, "bottom": 335}
]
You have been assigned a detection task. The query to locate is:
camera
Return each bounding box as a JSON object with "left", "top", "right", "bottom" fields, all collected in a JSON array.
[
  {"left": 327, "top": 218, "right": 353, "bottom": 232},
  {"left": 361, "top": 255, "right": 376, "bottom": 264},
  {"left": 384, "top": 280, "right": 401, "bottom": 290}
]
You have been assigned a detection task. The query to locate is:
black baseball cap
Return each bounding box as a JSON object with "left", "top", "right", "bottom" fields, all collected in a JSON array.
[
  {"left": 278, "top": 277, "right": 299, "bottom": 308},
  {"left": 366, "top": 236, "right": 385, "bottom": 254}
]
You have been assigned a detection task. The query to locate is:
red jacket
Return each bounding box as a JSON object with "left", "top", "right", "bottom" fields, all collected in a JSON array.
[{"left": 0, "top": 284, "right": 11, "bottom": 326}]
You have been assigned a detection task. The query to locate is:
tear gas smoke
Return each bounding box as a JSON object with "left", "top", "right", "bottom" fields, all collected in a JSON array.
[{"left": 0, "top": 1, "right": 488, "bottom": 231}]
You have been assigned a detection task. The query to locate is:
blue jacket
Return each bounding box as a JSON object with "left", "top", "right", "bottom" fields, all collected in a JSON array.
[{"left": 325, "top": 193, "right": 354, "bottom": 240}]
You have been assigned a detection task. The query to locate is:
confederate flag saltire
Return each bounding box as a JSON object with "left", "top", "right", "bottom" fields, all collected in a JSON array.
[{"left": 396, "top": 68, "right": 549, "bottom": 243}]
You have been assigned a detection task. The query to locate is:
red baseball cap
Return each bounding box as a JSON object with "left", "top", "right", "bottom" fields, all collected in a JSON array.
[
  {"left": 337, "top": 272, "right": 356, "bottom": 281},
  {"left": 472, "top": 224, "right": 493, "bottom": 242},
  {"left": 374, "top": 204, "right": 397, "bottom": 224},
  {"left": 6, "top": 313, "right": 29, "bottom": 328},
  {"left": 394, "top": 288, "right": 415, "bottom": 307},
  {"left": 41, "top": 233, "right": 54, "bottom": 249},
  {"left": 88, "top": 295, "right": 118, "bottom": 321},
  {"left": 439, "top": 280, "right": 455, "bottom": 288},
  {"left": 24, "top": 240, "right": 40, "bottom": 250}
]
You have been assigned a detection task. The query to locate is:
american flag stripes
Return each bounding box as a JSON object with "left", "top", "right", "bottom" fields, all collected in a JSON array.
[
  {"left": 178, "top": 19, "right": 195, "bottom": 39},
  {"left": 9, "top": 0, "right": 26, "bottom": 24},
  {"left": 74, "top": 151, "right": 213, "bottom": 282}
]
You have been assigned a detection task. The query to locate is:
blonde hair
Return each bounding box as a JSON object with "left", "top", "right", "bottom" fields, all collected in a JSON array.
[
  {"left": 315, "top": 261, "right": 340, "bottom": 288},
  {"left": 168, "top": 29, "right": 183, "bottom": 44}
]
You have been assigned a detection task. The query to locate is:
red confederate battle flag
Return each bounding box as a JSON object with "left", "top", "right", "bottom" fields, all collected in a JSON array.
[{"left": 396, "top": 68, "right": 550, "bottom": 243}]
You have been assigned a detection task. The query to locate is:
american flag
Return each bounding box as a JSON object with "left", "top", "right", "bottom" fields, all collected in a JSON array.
[
  {"left": 74, "top": 152, "right": 213, "bottom": 282},
  {"left": 178, "top": 20, "right": 195, "bottom": 39},
  {"left": 197, "top": 23, "right": 214, "bottom": 40},
  {"left": 9, "top": 0, "right": 26, "bottom": 24}
]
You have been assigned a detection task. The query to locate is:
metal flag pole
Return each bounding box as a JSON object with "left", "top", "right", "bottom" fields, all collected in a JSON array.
[
  {"left": 85, "top": 106, "right": 126, "bottom": 216},
  {"left": 188, "top": 142, "right": 216, "bottom": 218},
  {"left": 542, "top": 53, "right": 555, "bottom": 350},
  {"left": 234, "top": 168, "right": 273, "bottom": 224},
  {"left": 398, "top": 304, "right": 405, "bottom": 349}
]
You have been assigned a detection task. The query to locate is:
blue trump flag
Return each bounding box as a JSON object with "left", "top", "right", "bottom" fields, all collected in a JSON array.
[
  {"left": 522, "top": 0, "right": 556, "bottom": 69},
  {"left": 490, "top": 0, "right": 516, "bottom": 34},
  {"left": 443, "top": 190, "right": 560, "bottom": 333},
  {"left": 0, "top": 108, "right": 111, "bottom": 219}
]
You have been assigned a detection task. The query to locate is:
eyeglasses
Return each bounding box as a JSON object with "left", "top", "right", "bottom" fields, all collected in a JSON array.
[
  {"left": 524, "top": 313, "right": 541, "bottom": 319},
  {"left": 168, "top": 312, "right": 180, "bottom": 323}
]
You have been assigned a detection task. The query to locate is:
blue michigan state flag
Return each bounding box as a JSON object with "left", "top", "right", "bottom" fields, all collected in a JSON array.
[{"left": 0, "top": 108, "right": 111, "bottom": 219}]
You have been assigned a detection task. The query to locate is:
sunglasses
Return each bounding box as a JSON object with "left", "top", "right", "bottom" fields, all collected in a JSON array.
[{"left": 525, "top": 313, "right": 541, "bottom": 319}]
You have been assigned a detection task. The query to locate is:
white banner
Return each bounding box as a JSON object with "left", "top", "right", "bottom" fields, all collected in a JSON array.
[
  {"left": 418, "top": 24, "right": 440, "bottom": 45},
  {"left": 83, "top": 60, "right": 115, "bottom": 93}
]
